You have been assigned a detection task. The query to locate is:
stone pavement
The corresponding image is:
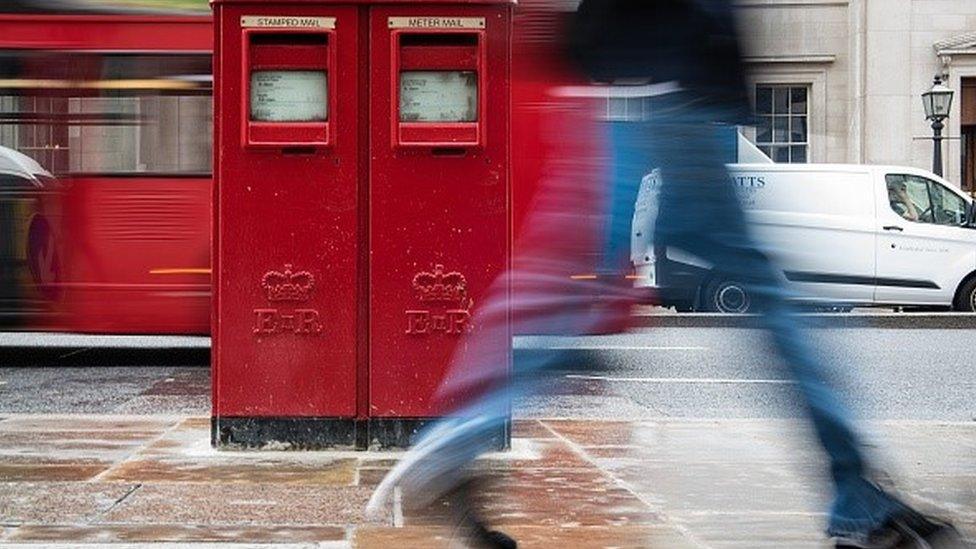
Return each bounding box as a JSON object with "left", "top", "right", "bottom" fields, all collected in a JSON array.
[{"left": 0, "top": 415, "right": 973, "bottom": 548}]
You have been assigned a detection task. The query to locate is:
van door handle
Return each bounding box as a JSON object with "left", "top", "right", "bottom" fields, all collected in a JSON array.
[{"left": 883, "top": 225, "right": 904, "bottom": 232}]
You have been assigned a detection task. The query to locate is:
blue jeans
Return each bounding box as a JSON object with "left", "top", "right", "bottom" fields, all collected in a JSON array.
[{"left": 637, "top": 91, "right": 902, "bottom": 537}]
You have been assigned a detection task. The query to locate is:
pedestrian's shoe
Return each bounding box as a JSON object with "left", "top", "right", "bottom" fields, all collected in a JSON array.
[
  {"left": 834, "top": 511, "right": 968, "bottom": 548},
  {"left": 446, "top": 476, "right": 517, "bottom": 549},
  {"left": 832, "top": 522, "right": 904, "bottom": 549},
  {"left": 459, "top": 520, "right": 517, "bottom": 549},
  {"left": 893, "top": 513, "right": 968, "bottom": 548}
]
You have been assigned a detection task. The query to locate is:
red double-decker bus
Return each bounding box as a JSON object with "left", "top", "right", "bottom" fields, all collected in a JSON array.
[{"left": 0, "top": 2, "right": 212, "bottom": 333}]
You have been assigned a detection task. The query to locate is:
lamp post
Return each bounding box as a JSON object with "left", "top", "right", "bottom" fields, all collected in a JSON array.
[{"left": 922, "top": 75, "right": 954, "bottom": 177}]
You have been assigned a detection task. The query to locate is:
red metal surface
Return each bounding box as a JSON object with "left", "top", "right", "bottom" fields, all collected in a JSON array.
[
  {"left": 368, "top": 3, "right": 511, "bottom": 417},
  {"left": 0, "top": 14, "right": 212, "bottom": 51},
  {"left": 213, "top": 0, "right": 514, "bottom": 4},
  {"left": 58, "top": 176, "right": 211, "bottom": 334},
  {"left": 213, "top": 3, "right": 361, "bottom": 417}
]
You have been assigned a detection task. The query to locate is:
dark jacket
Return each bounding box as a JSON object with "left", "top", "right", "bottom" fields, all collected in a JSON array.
[{"left": 568, "top": 0, "right": 750, "bottom": 121}]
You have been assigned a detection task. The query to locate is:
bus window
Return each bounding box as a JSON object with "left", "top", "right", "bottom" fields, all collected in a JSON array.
[{"left": 0, "top": 52, "right": 212, "bottom": 175}]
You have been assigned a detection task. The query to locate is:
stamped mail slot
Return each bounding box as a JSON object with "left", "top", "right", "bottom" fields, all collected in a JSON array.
[
  {"left": 251, "top": 71, "right": 328, "bottom": 122},
  {"left": 243, "top": 30, "right": 334, "bottom": 147}
]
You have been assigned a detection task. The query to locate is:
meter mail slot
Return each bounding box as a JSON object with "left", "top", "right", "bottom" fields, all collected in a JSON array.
[
  {"left": 390, "top": 17, "right": 485, "bottom": 146},
  {"left": 243, "top": 18, "right": 336, "bottom": 146}
]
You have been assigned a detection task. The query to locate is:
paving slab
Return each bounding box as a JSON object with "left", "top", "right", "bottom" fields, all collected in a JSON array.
[
  {"left": 475, "top": 467, "right": 664, "bottom": 529},
  {"left": 0, "top": 415, "right": 177, "bottom": 433},
  {"left": 100, "top": 483, "right": 379, "bottom": 526},
  {"left": 675, "top": 512, "right": 826, "bottom": 547},
  {"left": 606, "top": 460, "right": 829, "bottom": 515},
  {"left": 354, "top": 524, "right": 701, "bottom": 549},
  {"left": 4, "top": 541, "right": 340, "bottom": 549},
  {"left": 0, "top": 461, "right": 113, "bottom": 481},
  {"left": 100, "top": 457, "right": 358, "bottom": 485},
  {"left": 6, "top": 523, "right": 348, "bottom": 543},
  {"left": 0, "top": 482, "right": 138, "bottom": 523},
  {"left": 0, "top": 414, "right": 972, "bottom": 547}
]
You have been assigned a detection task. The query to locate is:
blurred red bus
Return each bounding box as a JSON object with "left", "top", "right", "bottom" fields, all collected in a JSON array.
[{"left": 0, "top": 3, "right": 212, "bottom": 333}]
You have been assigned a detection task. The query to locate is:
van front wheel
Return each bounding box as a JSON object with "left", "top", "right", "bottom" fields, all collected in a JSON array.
[
  {"left": 953, "top": 277, "right": 976, "bottom": 312},
  {"left": 704, "top": 278, "right": 752, "bottom": 314}
]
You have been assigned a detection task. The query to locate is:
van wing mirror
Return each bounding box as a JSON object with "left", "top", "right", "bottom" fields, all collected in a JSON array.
[{"left": 968, "top": 201, "right": 976, "bottom": 228}]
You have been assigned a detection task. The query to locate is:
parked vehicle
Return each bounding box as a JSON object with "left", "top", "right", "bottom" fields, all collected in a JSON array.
[{"left": 632, "top": 162, "right": 976, "bottom": 312}]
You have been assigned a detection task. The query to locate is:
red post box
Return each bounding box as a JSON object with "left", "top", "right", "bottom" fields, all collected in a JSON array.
[{"left": 212, "top": 0, "right": 513, "bottom": 449}]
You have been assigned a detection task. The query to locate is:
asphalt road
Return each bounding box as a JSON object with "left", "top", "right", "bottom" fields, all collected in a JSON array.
[
  {"left": 516, "top": 327, "right": 976, "bottom": 422},
  {"left": 0, "top": 328, "right": 973, "bottom": 421}
]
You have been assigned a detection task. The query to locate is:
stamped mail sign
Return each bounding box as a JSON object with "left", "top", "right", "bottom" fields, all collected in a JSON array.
[{"left": 242, "top": 16, "right": 336, "bottom": 30}]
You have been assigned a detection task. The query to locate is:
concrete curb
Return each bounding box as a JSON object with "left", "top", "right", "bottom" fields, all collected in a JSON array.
[
  {"left": 633, "top": 313, "right": 976, "bottom": 329},
  {"left": 0, "top": 332, "right": 210, "bottom": 348}
]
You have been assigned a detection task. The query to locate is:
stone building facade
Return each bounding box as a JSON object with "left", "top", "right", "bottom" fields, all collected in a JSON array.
[{"left": 737, "top": 0, "right": 976, "bottom": 191}]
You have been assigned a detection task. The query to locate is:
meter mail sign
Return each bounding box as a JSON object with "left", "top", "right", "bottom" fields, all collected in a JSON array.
[{"left": 388, "top": 17, "right": 485, "bottom": 29}]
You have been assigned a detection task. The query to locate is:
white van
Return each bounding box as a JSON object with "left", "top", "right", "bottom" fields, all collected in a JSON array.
[{"left": 631, "top": 163, "right": 976, "bottom": 312}]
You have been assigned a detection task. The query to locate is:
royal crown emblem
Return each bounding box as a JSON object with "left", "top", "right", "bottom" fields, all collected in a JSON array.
[
  {"left": 412, "top": 264, "right": 469, "bottom": 305},
  {"left": 406, "top": 264, "right": 474, "bottom": 336},
  {"left": 261, "top": 264, "right": 315, "bottom": 302}
]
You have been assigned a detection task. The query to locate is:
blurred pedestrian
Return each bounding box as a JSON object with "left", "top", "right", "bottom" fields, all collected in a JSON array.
[
  {"left": 365, "top": 7, "right": 640, "bottom": 548},
  {"left": 569, "top": 1, "right": 964, "bottom": 547}
]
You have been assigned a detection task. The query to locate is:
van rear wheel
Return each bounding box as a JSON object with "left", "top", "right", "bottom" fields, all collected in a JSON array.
[
  {"left": 704, "top": 278, "right": 752, "bottom": 314},
  {"left": 953, "top": 277, "right": 976, "bottom": 312}
]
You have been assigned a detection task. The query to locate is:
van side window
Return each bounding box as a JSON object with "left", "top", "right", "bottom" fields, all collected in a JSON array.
[
  {"left": 885, "top": 174, "right": 932, "bottom": 223},
  {"left": 928, "top": 180, "right": 968, "bottom": 226}
]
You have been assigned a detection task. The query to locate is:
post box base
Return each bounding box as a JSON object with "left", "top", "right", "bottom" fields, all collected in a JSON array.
[{"left": 211, "top": 417, "right": 511, "bottom": 451}]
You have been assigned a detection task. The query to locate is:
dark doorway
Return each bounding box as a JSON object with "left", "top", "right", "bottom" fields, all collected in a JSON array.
[{"left": 961, "top": 78, "right": 976, "bottom": 195}]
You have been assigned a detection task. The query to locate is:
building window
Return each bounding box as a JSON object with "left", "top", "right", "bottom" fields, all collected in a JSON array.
[{"left": 755, "top": 85, "right": 808, "bottom": 163}]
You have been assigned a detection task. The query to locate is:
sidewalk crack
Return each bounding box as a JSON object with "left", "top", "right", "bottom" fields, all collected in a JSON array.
[
  {"left": 101, "top": 482, "right": 142, "bottom": 517},
  {"left": 90, "top": 412, "right": 184, "bottom": 483},
  {"left": 540, "top": 420, "right": 712, "bottom": 549}
]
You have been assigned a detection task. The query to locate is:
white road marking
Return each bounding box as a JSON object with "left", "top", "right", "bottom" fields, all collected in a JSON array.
[
  {"left": 565, "top": 374, "right": 794, "bottom": 385},
  {"left": 392, "top": 486, "right": 404, "bottom": 528},
  {"left": 520, "top": 345, "right": 707, "bottom": 351}
]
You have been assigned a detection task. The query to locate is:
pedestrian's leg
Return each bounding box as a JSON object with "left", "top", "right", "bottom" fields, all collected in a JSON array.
[{"left": 648, "top": 113, "right": 904, "bottom": 539}]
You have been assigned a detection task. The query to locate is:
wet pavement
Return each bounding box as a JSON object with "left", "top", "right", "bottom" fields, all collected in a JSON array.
[
  {"left": 0, "top": 414, "right": 973, "bottom": 547},
  {"left": 1, "top": 329, "right": 975, "bottom": 547}
]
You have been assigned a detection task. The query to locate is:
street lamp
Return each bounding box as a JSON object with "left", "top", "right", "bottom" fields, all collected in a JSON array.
[{"left": 922, "top": 75, "right": 954, "bottom": 177}]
